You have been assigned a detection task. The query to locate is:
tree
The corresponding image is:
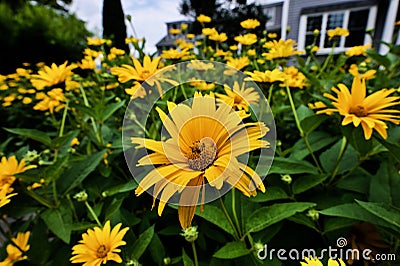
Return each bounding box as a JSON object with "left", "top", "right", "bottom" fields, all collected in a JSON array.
[{"left": 102, "top": 0, "right": 129, "bottom": 52}]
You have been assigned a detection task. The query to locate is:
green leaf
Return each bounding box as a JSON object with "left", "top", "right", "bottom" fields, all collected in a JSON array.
[
  {"left": 246, "top": 202, "right": 316, "bottom": 233},
  {"left": 70, "top": 103, "right": 98, "bottom": 119},
  {"left": 268, "top": 157, "right": 319, "bottom": 175},
  {"left": 320, "top": 203, "right": 400, "bottom": 232},
  {"left": 99, "top": 100, "right": 126, "bottom": 122},
  {"left": 148, "top": 234, "right": 166, "bottom": 265},
  {"left": 369, "top": 161, "right": 400, "bottom": 206},
  {"left": 59, "top": 150, "right": 106, "bottom": 195},
  {"left": 182, "top": 248, "right": 194, "bottom": 266},
  {"left": 4, "top": 128, "right": 51, "bottom": 146},
  {"left": 355, "top": 200, "right": 400, "bottom": 231},
  {"left": 336, "top": 168, "right": 371, "bottom": 194},
  {"left": 292, "top": 174, "right": 329, "bottom": 194},
  {"left": 101, "top": 179, "right": 138, "bottom": 197},
  {"left": 319, "top": 139, "right": 358, "bottom": 175},
  {"left": 290, "top": 131, "right": 337, "bottom": 160},
  {"left": 105, "top": 198, "right": 124, "bottom": 221},
  {"left": 366, "top": 49, "right": 391, "bottom": 69},
  {"left": 375, "top": 136, "right": 400, "bottom": 164},
  {"left": 296, "top": 105, "right": 314, "bottom": 121},
  {"left": 131, "top": 225, "right": 155, "bottom": 260},
  {"left": 40, "top": 203, "right": 72, "bottom": 244},
  {"left": 249, "top": 186, "right": 289, "bottom": 202},
  {"left": 323, "top": 217, "right": 358, "bottom": 233},
  {"left": 195, "top": 205, "right": 235, "bottom": 236},
  {"left": 287, "top": 213, "right": 319, "bottom": 231},
  {"left": 213, "top": 241, "right": 250, "bottom": 259},
  {"left": 300, "top": 115, "right": 327, "bottom": 135},
  {"left": 50, "top": 130, "right": 79, "bottom": 152}
]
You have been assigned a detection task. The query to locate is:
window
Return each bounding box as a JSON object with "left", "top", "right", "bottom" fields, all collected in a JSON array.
[
  {"left": 298, "top": 6, "right": 377, "bottom": 54},
  {"left": 264, "top": 6, "right": 276, "bottom": 27}
]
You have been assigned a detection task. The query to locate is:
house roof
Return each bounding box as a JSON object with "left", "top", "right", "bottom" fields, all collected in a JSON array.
[{"left": 301, "top": 0, "right": 377, "bottom": 14}]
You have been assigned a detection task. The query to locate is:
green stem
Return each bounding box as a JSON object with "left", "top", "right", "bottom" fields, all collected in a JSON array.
[
  {"left": 52, "top": 179, "right": 59, "bottom": 206},
  {"left": 180, "top": 84, "right": 188, "bottom": 100},
  {"left": 84, "top": 201, "right": 102, "bottom": 227},
  {"left": 79, "top": 83, "right": 101, "bottom": 143},
  {"left": 191, "top": 241, "right": 199, "bottom": 266},
  {"left": 318, "top": 42, "right": 336, "bottom": 77},
  {"left": 267, "top": 83, "right": 274, "bottom": 105},
  {"left": 231, "top": 188, "right": 242, "bottom": 236},
  {"left": 66, "top": 194, "right": 79, "bottom": 222},
  {"left": 59, "top": 100, "right": 69, "bottom": 137},
  {"left": 218, "top": 197, "right": 240, "bottom": 240},
  {"left": 328, "top": 136, "right": 348, "bottom": 183},
  {"left": 285, "top": 84, "right": 323, "bottom": 173}
]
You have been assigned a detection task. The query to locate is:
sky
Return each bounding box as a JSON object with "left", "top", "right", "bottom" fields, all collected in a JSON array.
[{"left": 70, "top": 0, "right": 187, "bottom": 53}]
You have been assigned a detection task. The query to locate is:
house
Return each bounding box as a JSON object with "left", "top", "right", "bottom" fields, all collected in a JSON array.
[
  {"left": 258, "top": 0, "right": 400, "bottom": 54},
  {"left": 156, "top": 20, "right": 193, "bottom": 52},
  {"left": 156, "top": 0, "right": 399, "bottom": 55}
]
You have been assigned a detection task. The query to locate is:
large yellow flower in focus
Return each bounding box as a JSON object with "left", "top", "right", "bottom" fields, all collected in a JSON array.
[
  {"left": 30, "top": 61, "right": 76, "bottom": 90},
  {"left": 131, "top": 92, "right": 269, "bottom": 229},
  {"left": 70, "top": 221, "right": 129, "bottom": 266},
  {"left": 0, "top": 231, "right": 30, "bottom": 265},
  {"left": 317, "top": 78, "right": 400, "bottom": 140}
]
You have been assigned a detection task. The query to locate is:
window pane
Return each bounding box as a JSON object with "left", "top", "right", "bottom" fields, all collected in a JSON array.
[
  {"left": 327, "top": 13, "right": 344, "bottom": 29},
  {"left": 345, "top": 9, "right": 369, "bottom": 47},
  {"left": 305, "top": 34, "right": 320, "bottom": 47},
  {"left": 306, "top": 15, "right": 322, "bottom": 32}
]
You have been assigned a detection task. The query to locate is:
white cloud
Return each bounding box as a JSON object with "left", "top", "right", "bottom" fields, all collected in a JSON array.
[{"left": 70, "top": 0, "right": 187, "bottom": 53}]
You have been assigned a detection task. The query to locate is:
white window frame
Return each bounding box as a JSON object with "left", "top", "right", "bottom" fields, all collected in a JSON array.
[{"left": 298, "top": 5, "right": 377, "bottom": 54}]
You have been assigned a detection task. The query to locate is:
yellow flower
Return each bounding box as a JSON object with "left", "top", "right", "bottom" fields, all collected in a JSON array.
[
  {"left": 224, "top": 56, "right": 249, "bottom": 75},
  {"left": 83, "top": 48, "right": 101, "bottom": 58},
  {"left": 181, "top": 23, "right": 188, "bottom": 31},
  {"left": 267, "top": 33, "right": 277, "bottom": 39},
  {"left": 202, "top": 28, "right": 218, "bottom": 36},
  {"left": 308, "top": 101, "right": 328, "bottom": 111},
  {"left": 300, "top": 257, "right": 346, "bottom": 266},
  {"left": 247, "top": 49, "right": 256, "bottom": 56},
  {"left": 349, "top": 64, "right": 376, "bottom": 80},
  {"left": 240, "top": 19, "right": 260, "bottom": 29},
  {"left": 230, "top": 45, "right": 239, "bottom": 51},
  {"left": 186, "top": 33, "right": 195, "bottom": 39},
  {"left": 226, "top": 56, "right": 249, "bottom": 71},
  {"left": 22, "top": 97, "right": 32, "bottom": 104},
  {"left": 189, "top": 78, "right": 216, "bottom": 91},
  {"left": 214, "top": 49, "right": 231, "bottom": 57},
  {"left": 87, "top": 37, "right": 107, "bottom": 46},
  {"left": 161, "top": 48, "right": 190, "bottom": 60},
  {"left": 209, "top": 32, "right": 228, "bottom": 43},
  {"left": 169, "top": 28, "right": 181, "bottom": 35},
  {"left": 79, "top": 56, "right": 96, "bottom": 70},
  {"left": 281, "top": 66, "right": 307, "bottom": 89},
  {"left": 317, "top": 77, "right": 400, "bottom": 140},
  {"left": 2, "top": 94, "right": 16, "bottom": 107},
  {"left": 70, "top": 221, "right": 129, "bottom": 265},
  {"left": 110, "top": 47, "right": 125, "bottom": 56},
  {"left": 111, "top": 55, "right": 161, "bottom": 83},
  {"left": 244, "top": 69, "right": 286, "bottom": 83},
  {"left": 125, "top": 37, "right": 139, "bottom": 44},
  {"left": 311, "top": 46, "right": 319, "bottom": 53},
  {"left": 345, "top": 44, "right": 371, "bottom": 57},
  {"left": 197, "top": 14, "right": 211, "bottom": 23},
  {"left": 216, "top": 81, "right": 259, "bottom": 111},
  {"left": 0, "top": 156, "right": 36, "bottom": 192},
  {"left": 125, "top": 82, "right": 147, "bottom": 99},
  {"left": 0, "top": 185, "right": 17, "bottom": 208},
  {"left": 33, "top": 88, "right": 66, "bottom": 114},
  {"left": 234, "top": 33, "right": 257, "bottom": 46},
  {"left": 70, "top": 138, "right": 80, "bottom": 147},
  {"left": 327, "top": 27, "right": 349, "bottom": 40},
  {"left": 131, "top": 92, "right": 269, "bottom": 229},
  {"left": 262, "top": 39, "right": 303, "bottom": 60},
  {"left": 0, "top": 232, "right": 30, "bottom": 265},
  {"left": 187, "top": 60, "right": 214, "bottom": 71},
  {"left": 30, "top": 61, "right": 76, "bottom": 90}
]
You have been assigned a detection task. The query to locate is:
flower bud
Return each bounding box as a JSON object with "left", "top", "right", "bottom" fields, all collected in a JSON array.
[
  {"left": 281, "top": 174, "right": 292, "bottom": 184},
  {"left": 180, "top": 226, "right": 199, "bottom": 243},
  {"left": 73, "top": 190, "right": 88, "bottom": 202},
  {"left": 306, "top": 209, "right": 319, "bottom": 221}
]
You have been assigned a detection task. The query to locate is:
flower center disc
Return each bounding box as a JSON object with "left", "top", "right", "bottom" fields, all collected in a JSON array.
[
  {"left": 350, "top": 105, "right": 368, "bottom": 117},
  {"left": 96, "top": 245, "right": 109, "bottom": 258},
  {"left": 187, "top": 137, "right": 217, "bottom": 171}
]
